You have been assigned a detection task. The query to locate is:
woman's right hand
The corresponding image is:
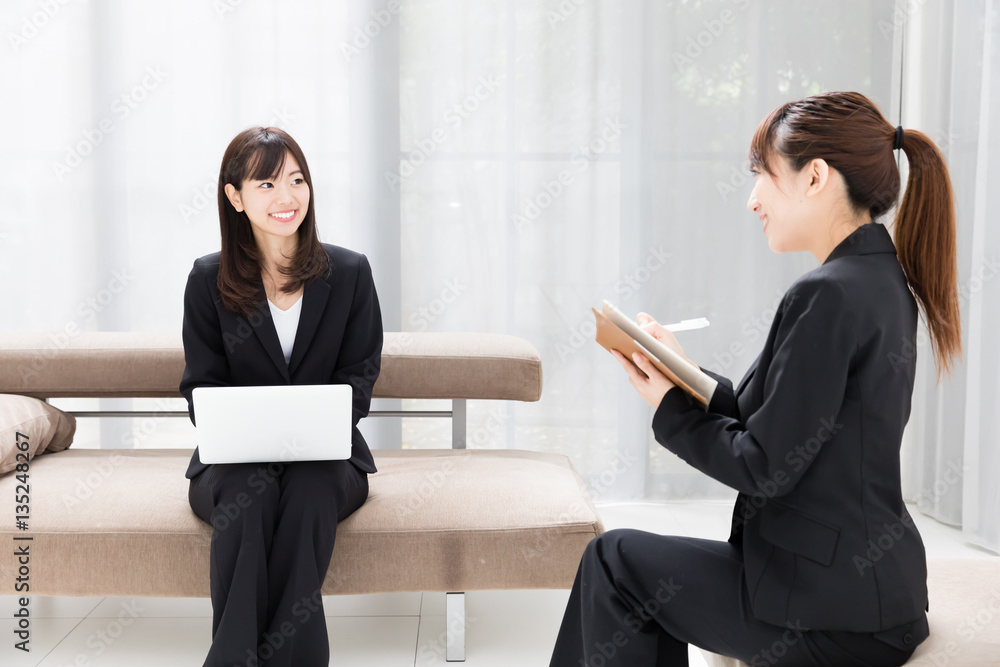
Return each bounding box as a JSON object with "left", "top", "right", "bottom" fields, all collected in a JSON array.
[{"left": 636, "top": 312, "right": 697, "bottom": 368}]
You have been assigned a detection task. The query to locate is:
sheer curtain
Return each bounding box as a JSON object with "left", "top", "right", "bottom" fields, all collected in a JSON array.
[
  {"left": 396, "top": 0, "right": 900, "bottom": 501},
  {"left": 2, "top": 1, "right": 995, "bottom": 542},
  {"left": 898, "top": 0, "right": 1000, "bottom": 554}
]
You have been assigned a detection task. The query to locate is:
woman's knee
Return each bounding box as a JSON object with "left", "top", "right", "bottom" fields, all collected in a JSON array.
[
  {"left": 582, "top": 528, "right": 671, "bottom": 587},
  {"left": 282, "top": 461, "right": 364, "bottom": 508},
  {"left": 588, "top": 528, "right": 644, "bottom": 560},
  {"left": 211, "top": 463, "right": 282, "bottom": 502},
  {"left": 341, "top": 463, "right": 369, "bottom": 519},
  {"left": 276, "top": 463, "right": 349, "bottom": 525},
  {"left": 197, "top": 463, "right": 282, "bottom": 534}
]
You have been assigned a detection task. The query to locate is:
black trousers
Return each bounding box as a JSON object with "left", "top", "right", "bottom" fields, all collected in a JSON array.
[
  {"left": 549, "top": 529, "right": 919, "bottom": 667},
  {"left": 188, "top": 458, "right": 369, "bottom": 667}
]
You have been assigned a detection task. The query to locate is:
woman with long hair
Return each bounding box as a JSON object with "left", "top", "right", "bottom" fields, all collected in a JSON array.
[
  {"left": 549, "top": 91, "right": 960, "bottom": 666},
  {"left": 179, "top": 127, "right": 383, "bottom": 666}
]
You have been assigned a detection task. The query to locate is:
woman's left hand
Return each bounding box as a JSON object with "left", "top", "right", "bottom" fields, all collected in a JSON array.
[{"left": 611, "top": 349, "right": 677, "bottom": 408}]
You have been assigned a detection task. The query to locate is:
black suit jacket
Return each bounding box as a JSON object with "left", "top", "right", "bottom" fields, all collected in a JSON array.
[
  {"left": 653, "top": 222, "right": 929, "bottom": 638},
  {"left": 179, "top": 244, "right": 383, "bottom": 480}
]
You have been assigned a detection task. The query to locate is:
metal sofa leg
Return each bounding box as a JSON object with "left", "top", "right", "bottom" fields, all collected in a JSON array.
[
  {"left": 446, "top": 592, "right": 466, "bottom": 662},
  {"left": 452, "top": 399, "right": 467, "bottom": 449}
]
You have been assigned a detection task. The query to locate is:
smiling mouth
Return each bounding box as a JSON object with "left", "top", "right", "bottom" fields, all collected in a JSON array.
[{"left": 269, "top": 210, "right": 297, "bottom": 221}]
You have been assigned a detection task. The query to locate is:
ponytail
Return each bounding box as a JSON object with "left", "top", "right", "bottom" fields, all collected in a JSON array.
[
  {"left": 749, "top": 92, "right": 963, "bottom": 383},
  {"left": 893, "top": 129, "right": 962, "bottom": 383}
]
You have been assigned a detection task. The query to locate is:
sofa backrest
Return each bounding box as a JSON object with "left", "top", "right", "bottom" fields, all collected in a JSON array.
[{"left": 0, "top": 332, "right": 543, "bottom": 402}]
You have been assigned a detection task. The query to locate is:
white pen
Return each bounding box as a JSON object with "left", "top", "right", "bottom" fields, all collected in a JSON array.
[{"left": 664, "top": 317, "right": 710, "bottom": 332}]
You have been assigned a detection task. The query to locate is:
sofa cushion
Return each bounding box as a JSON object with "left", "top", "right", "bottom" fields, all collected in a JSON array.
[
  {"left": 906, "top": 558, "right": 1000, "bottom": 665},
  {"left": 0, "top": 394, "right": 75, "bottom": 476},
  {"left": 0, "top": 448, "right": 602, "bottom": 597},
  {"left": 700, "top": 557, "right": 1000, "bottom": 666}
]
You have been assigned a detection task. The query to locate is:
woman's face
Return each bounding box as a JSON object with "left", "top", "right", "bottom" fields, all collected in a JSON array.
[
  {"left": 225, "top": 152, "right": 310, "bottom": 245},
  {"left": 746, "top": 154, "right": 813, "bottom": 254}
]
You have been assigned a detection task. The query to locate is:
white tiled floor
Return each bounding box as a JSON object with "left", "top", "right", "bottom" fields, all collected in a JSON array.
[{"left": 1, "top": 501, "right": 992, "bottom": 666}]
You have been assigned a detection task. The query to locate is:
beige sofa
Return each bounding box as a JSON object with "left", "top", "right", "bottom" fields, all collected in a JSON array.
[
  {"left": 0, "top": 331, "right": 605, "bottom": 662},
  {"left": 700, "top": 556, "right": 1000, "bottom": 665}
]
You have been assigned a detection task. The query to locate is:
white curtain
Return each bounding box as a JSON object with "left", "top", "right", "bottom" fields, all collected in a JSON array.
[
  {"left": 2, "top": 1, "right": 995, "bottom": 544},
  {"left": 395, "top": 0, "right": 902, "bottom": 502},
  {"left": 898, "top": 0, "right": 1000, "bottom": 554}
]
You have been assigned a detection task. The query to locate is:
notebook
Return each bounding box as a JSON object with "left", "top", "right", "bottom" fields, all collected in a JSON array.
[
  {"left": 192, "top": 384, "right": 353, "bottom": 464},
  {"left": 592, "top": 300, "right": 718, "bottom": 410}
]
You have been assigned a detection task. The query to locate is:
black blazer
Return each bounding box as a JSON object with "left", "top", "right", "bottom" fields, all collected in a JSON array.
[
  {"left": 653, "top": 222, "right": 929, "bottom": 640},
  {"left": 178, "top": 243, "right": 383, "bottom": 480}
]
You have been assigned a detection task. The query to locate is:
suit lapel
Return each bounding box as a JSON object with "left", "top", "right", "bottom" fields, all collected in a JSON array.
[
  {"left": 288, "top": 277, "right": 331, "bottom": 376},
  {"left": 248, "top": 274, "right": 331, "bottom": 383},
  {"left": 736, "top": 355, "right": 759, "bottom": 396},
  {"left": 250, "top": 295, "right": 290, "bottom": 383}
]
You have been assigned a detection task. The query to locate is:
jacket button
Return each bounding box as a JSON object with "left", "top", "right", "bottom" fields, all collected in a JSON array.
[{"left": 903, "top": 632, "right": 913, "bottom": 645}]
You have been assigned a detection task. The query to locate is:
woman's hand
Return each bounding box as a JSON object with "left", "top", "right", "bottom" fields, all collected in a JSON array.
[
  {"left": 611, "top": 349, "right": 677, "bottom": 408},
  {"left": 611, "top": 312, "right": 698, "bottom": 408},
  {"left": 636, "top": 312, "right": 696, "bottom": 368}
]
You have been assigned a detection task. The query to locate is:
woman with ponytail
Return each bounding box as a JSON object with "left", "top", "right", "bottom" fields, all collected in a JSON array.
[{"left": 549, "top": 92, "right": 960, "bottom": 666}]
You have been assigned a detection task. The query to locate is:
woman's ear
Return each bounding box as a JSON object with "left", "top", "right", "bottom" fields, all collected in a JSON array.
[
  {"left": 804, "top": 158, "right": 830, "bottom": 197},
  {"left": 224, "top": 183, "right": 243, "bottom": 212}
]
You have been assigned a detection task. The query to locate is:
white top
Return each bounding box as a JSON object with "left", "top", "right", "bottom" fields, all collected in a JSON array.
[{"left": 267, "top": 294, "right": 303, "bottom": 364}]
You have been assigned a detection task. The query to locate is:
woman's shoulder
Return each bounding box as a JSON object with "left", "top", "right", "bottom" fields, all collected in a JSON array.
[
  {"left": 794, "top": 251, "right": 910, "bottom": 312},
  {"left": 781, "top": 269, "right": 851, "bottom": 315},
  {"left": 190, "top": 251, "right": 221, "bottom": 272},
  {"left": 186, "top": 245, "right": 368, "bottom": 282},
  {"left": 185, "top": 252, "right": 221, "bottom": 287},
  {"left": 319, "top": 243, "right": 372, "bottom": 278},
  {"left": 780, "top": 258, "right": 912, "bottom": 339},
  {"left": 320, "top": 243, "right": 366, "bottom": 264}
]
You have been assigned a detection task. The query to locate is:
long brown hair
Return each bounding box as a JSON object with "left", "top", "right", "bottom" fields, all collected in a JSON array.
[
  {"left": 749, "top": 91, "right": 961, "bottom": 383},
  {"left": 216, "top": 127, "right": 331, "bottom": 319}
]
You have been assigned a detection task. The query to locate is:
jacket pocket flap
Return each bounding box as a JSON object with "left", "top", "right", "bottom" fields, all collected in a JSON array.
[{"left": 759, "top": 502, "right": 840, "bottom": 566}]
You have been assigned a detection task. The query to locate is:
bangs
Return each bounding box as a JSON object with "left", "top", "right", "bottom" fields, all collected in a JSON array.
[
  {"left": 748, "top": 105, "right": 787, "bottom": 175},
  {"left": 220, "top": 126, "right": 310, "bottom": 194},
  {"left": 245, "top": 138, "right": 289, "bottom": 183}
]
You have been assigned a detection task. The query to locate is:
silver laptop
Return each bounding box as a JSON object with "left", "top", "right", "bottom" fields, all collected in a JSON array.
[{"left": 192, "top": 384, "right": 353, "bottom": 464}]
